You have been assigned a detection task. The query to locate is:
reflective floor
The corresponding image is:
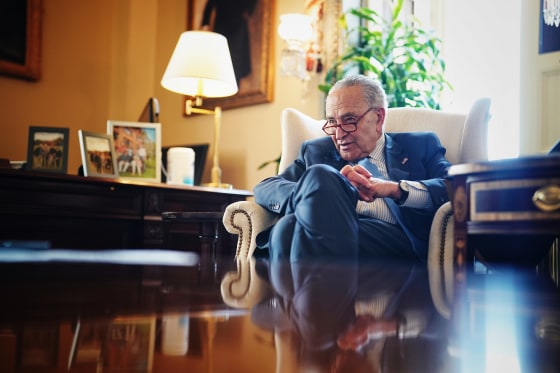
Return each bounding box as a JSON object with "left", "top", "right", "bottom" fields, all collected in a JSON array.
[{"left": 0, "top": 249, "right": 559, "bottom": 372}]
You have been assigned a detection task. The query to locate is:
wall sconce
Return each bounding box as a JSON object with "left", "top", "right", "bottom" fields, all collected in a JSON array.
[
  {"left": 278, "top": 13, "right": 314, "bottom": 81},
  {"left": 161, "top": 31, "right": 238, "bottom": 189}
]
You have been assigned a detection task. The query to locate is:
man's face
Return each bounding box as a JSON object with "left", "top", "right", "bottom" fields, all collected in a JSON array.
[{"left": 325, "top": 85, "right": 384, "bottom": 162}]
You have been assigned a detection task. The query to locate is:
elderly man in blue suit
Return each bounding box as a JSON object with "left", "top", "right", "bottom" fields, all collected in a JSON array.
[{"left": 254, "top": 75, "right": 451, "bottom": 262}]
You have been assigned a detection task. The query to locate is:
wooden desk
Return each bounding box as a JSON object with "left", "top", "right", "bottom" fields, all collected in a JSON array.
[
  {"left": 0, "top": 169, "right": 251, "bottom": 253},
  {"left": 447, "top": 155, "right": 560, "bottom": 278}
]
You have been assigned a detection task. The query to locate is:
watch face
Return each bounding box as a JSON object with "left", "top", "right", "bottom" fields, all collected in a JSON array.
[{"left": 399, "top": 181, "right": 410, "bottom": 192}]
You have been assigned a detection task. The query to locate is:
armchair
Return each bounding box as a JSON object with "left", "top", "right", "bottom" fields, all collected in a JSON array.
[{"left": 222, "top": 99, "right": 491, "bottom": 317}]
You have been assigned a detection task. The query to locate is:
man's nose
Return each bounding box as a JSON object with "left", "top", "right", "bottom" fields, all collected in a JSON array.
[{"left": 335, "top": 126, "right": 349, "bottom": 139}]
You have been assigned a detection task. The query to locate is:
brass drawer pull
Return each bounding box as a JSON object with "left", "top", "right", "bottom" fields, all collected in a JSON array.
[{"left": 532, "top": 185, "right": 560, "bottom": 212}]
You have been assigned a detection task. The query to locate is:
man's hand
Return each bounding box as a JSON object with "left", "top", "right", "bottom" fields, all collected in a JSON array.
[
  {"left": 337, "top": 315, "right": 398, "bottom": 351},
  {"left": 340, "top": 164, "right": 400, "bottom": 202}
]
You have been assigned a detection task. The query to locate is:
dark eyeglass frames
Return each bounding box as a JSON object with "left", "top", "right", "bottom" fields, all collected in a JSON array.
[{"left": 322, "top": 107, "right": 377, "bottom": 135}]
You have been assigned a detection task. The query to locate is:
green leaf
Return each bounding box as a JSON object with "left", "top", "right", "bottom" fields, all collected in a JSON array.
[{"left": 321, "top": 1, "right": 452, "bottom": 110}]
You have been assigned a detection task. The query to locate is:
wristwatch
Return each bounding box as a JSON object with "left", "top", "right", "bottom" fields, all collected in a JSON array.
[{"left": 396, "top": 180, "right": 410, "bottom": 204}]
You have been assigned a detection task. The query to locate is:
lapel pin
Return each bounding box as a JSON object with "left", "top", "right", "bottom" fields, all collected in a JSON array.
[{"left": 402, "top": 158, "right": 409, "bottom": 165}]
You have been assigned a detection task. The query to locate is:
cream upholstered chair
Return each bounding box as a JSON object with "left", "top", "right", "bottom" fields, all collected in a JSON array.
[{"left": 221, "top": 98, "right": 491, "bottom": 317}]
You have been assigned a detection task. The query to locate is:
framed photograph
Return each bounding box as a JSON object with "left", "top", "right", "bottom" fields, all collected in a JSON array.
[
  {"left": 78, "top": 130, "right": 119, "bottom": 178},
  {"left": 70, "top": 320, "right": 110, "bottom": 367},
  {"left": 26, "top": 126, "right": 69, "bottom": 173},
  {"left": 186, "top": 0, "right": 274, "bottom": 110},
  {"left": 107, "top": 120, "right": 162, "bottom": 183},
  {"left": 539, "top": 0, "right": 560, "bottom": 54},
  {"left": 0, "top": 0, "right": 43, "bottom": 81},
  {"left": 19, "top": 323, "right": 58, "bottom": 368},
  {"left": 101, "top": 317, "right": 155, "bottom": 373}
]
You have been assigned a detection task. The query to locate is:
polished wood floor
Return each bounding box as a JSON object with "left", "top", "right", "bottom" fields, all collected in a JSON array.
[{"left": 1, "top": 248, "right": 559, "bottom": 373}]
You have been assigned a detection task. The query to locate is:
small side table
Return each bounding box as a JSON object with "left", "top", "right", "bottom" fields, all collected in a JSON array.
[
  {"left": 447, "top": 154, "right": 560, "bottom": 281},
  {"left": 446, "top": 155, "right": 560, "bottom": 349}
]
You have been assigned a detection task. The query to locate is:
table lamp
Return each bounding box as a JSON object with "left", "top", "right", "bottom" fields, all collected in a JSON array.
[{"left": 161, "top": 31, "right": 238, "bottom": 189}]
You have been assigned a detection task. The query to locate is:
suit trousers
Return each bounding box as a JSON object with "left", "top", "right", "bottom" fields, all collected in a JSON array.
[{"left": 267, "top": 164, "right": 415, "bottom": 261}]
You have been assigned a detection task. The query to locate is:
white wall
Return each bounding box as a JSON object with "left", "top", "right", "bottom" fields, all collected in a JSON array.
[
  {"left": 521, "top": 0, "right": 560, "bottom": 155},
  {"left": 438, "top": 0, "right": 521, "bottom": 160},
  {"left": 441, "top": 0, "right": 560, "bottom": 157}
]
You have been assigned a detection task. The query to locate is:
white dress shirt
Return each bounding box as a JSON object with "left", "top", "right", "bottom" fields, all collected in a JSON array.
[{"left": 355, "top": 135, "right": 433, "bottom": 223}]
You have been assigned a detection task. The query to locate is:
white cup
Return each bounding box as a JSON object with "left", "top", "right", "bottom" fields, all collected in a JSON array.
[{"left": 167, "top": 147, "right": 195, "bottom": 186}]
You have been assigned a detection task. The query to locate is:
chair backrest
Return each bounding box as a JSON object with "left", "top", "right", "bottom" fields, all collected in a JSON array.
[{"left": 278, "top": 98, "right": 491, "bottom": 174}]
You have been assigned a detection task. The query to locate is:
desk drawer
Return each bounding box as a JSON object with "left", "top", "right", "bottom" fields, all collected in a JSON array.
[
  {"left": 0, "top": 179, "right": 143, "bottom": 218},
  {"left": 470, "top": 178, "right": 560, "bottom": 221}
]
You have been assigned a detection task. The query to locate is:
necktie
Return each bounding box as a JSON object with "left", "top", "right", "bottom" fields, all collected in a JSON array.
[{"left": 356, "top": 158, "right": 416, "bottom": 244}]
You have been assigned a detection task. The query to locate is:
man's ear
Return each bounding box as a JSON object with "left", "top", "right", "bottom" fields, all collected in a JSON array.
[{"left": 376, "top": 107, "right": 386, "bottom": 126}]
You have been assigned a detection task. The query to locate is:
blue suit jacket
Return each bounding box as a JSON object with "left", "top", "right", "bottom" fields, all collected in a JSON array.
[{"left": 254, "top": 132, "right": 452, "bottom": 259}]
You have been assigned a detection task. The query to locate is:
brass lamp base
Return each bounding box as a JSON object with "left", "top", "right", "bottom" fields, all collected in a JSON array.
[
  {"left": 202, "top": 182, "right": 233, "bottom": 189},
  {"left": 185, "top": 99, "right": 233, "bottom": 190}
]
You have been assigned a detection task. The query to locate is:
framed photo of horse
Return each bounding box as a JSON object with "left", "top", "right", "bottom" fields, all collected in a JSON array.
[
  {"left": 78, "top": 130, "right": 118, "bottom": 178},
  {"left": 26, "top": 126, "right": 69, "bottom": 173}
]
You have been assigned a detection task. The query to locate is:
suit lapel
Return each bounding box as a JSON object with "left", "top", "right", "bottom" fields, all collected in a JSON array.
[
  {"left": 329, "top": 147, "right": 349, "bottom": 170},
  {"left": 384, "top": 134, "right": 410, "bottom": 181}
]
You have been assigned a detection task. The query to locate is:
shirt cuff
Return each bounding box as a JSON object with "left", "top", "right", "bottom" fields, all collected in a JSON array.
[{"left": 400, "top": 181, "right": 433, "bottom": 209}]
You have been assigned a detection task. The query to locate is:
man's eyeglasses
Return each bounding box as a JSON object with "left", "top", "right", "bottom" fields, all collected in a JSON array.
[{"left": 322, "top": 107, "right": 377, "bottom": 135}]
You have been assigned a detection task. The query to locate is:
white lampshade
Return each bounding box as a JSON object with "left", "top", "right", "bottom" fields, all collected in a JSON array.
[{"left": 161, "top": 31, "right": 238, "bottom": 98}]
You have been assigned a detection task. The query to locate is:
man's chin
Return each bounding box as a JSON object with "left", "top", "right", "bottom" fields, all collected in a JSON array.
[{"left": 339, "top": 150, "right": 357, "bottom": 162}]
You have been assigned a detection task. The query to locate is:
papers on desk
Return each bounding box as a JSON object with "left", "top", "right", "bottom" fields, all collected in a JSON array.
[{"left": 0, "top": 249, "right": 199, "bottom": 266}]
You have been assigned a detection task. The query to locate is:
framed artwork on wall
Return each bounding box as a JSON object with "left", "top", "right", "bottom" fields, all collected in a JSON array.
[
  {"left": 185, "top": 0, "right": 274, "bottom": 110},
  {"left": 539, "top": 0, "right": 560, "bottom": 54},
  {"left": 78, "top": 130, "right": 119, "bottom": 178},
  {"left": 26, "top": 126, "right": 69, "bottom": 173},
  {"left": 0, "top": 0, "right": 43, "bottom": 81},
  {"left": 107, "top": 120, "right": 162, "bottom": 183}
]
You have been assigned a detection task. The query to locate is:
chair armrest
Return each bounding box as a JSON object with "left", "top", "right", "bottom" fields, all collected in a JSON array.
[
  {"left": 427, "top": 201, "right": 454, "bottom": 319},
  {"left": 220, "top": 257, "right": 273, "bottom": 309},
  {"left": 222, "top": 201, "right": 279, "bottom": 260}
]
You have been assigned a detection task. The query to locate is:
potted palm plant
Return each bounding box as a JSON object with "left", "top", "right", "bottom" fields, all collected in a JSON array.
[{"left": 319, "top": 0, "right": 451, "bottom": 109}]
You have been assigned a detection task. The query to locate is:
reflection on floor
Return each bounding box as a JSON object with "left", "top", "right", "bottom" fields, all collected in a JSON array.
[{"left": 0, "top": 248, "right": 559, "bottom": 372}]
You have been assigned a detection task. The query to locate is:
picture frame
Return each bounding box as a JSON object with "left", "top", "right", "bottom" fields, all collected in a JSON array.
[
  {"left": 26, "top": 126, "right": 69, "bottom": 173},
  {"left": 186, "top": 0, "right": 274, "bottom": 111},
  {"left": 0, "top": 0, "right": 43, "bottom": 81},
  {"left": 71, "top": 320, "right": 110, "bottom": 366},
  {"left": 539, "top": 0, "right": 560, "bottom": 54},
  {"left": 78, "top": 130, "right": 119, "bottom": 178},
  {"left": 107, "top": 120, "right": 162, "bottom": 183},
  {"left": 19, "top": 323, "right": 58, "bottom": 368},
  {"left": 101, "top": 317, "right": 155, "bottom": 372}
]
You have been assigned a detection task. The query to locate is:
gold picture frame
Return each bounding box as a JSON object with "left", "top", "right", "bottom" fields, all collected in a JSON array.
[
  {"left": 185, "top": 0, "right": 274, "bottom": 110},
  {"left": 0, "top": 0, "right": 43, "bottom": 81}
]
